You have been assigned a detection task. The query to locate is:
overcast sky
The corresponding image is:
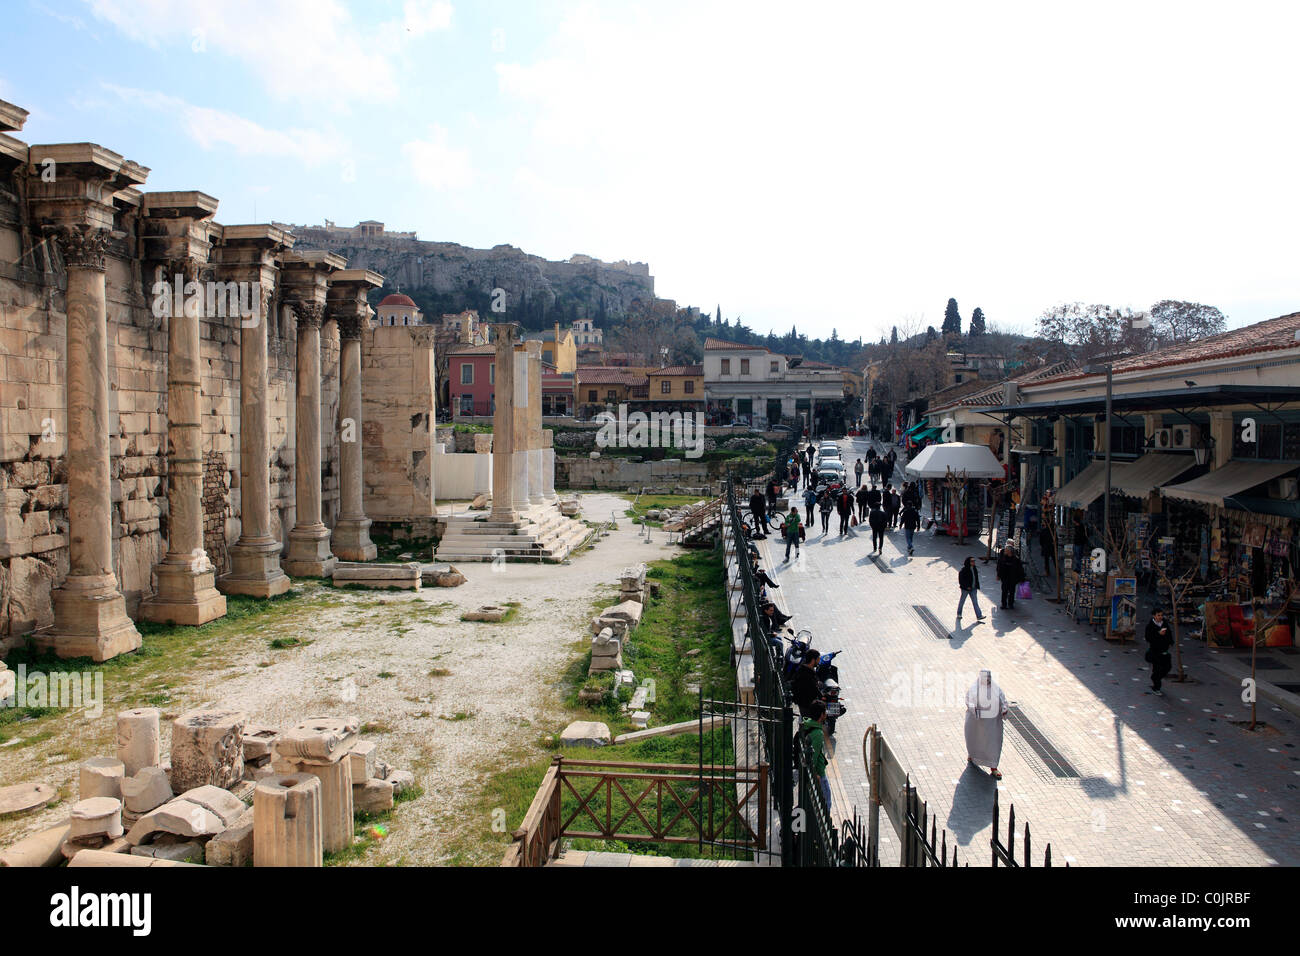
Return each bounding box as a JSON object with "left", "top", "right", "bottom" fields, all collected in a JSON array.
[{"left": 2, "top": 0, "right": 1296, "bottom": 342}]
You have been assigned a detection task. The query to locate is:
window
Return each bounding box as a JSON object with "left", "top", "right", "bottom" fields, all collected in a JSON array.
[
  {"left": 607, "top": 389, "right": 618, "bottom": 402},
  {"left": 460, "top": 363, "right": 474, "bottom": 385},
  {"left": 740, "top": 358, "right": 750, "bottom": 375},
  {"left": 684, "top": 380, "right": 695, "bottom": 394},
  {"left": 489, "top": 363, "right": 494, "bottom": 384},
  {"left": 770, "top": 361, "right": 779, "bottom": 373},
  {"left": 721, "top": 358, "right": 731, "bottom": 375},
  {"left": 588, "top": 389, "right": 597, "bottom": 402},
  {"left": 661, "top": 380, "right": 672, "bottom": 394}
]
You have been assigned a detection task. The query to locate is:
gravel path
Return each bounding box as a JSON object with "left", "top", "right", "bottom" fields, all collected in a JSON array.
[{"left": 0, "top": 493, "right": 688, "bottom": 865}]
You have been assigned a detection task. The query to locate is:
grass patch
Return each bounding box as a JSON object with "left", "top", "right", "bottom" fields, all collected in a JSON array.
[
  {"left": 427, "top": 668, "right": 452, "bottom": 677},
  {"left": 621, "top": 493, "right": 703, "bottom": 527},
  {"left": 439, "top": 711, "right": 475, "bottom": 722},
  {"left": 269, "top": 636, "right": 310, "bottom": 650},
  {"left": 360, "top": 720, "right": 393, "bottom": 735},
  {"left": 325, "top": 784, "right": 427, "bottom": 866}
]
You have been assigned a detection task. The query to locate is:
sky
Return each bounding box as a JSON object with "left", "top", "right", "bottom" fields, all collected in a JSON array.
[{"left": 2, "top": 0, "right": 1297, "bottom": 343}]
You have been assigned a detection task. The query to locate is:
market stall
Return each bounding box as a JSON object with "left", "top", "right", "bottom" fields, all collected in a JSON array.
[{"left": 905, "top": 442, "right": 1005, "bottom": 539}]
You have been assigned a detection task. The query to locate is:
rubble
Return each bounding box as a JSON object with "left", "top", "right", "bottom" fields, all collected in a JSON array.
[{"left": 170, "top": 708, "right": 247, "bottom": 791}]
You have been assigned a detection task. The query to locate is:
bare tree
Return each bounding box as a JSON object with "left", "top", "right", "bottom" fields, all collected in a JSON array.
[
  {"left": 1155, "top": 564, "right": 1197, "bottom": 682},
  {"left": 1248, "top": 583, "right": 1294, "bottom": 730},
  {"left": 1040, "top": 490, "right": 1063, "bottom": 602},
  {"left": 1035, "top": 302, "right": 1153, "bottom": 364},
  {"left": 1148, "top": 300, "right": 1228, "bottom": 345}
]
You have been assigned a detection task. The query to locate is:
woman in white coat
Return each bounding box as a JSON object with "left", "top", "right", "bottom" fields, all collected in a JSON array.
[{"left": 965, "top": 669, "right": 1008, "bottom": 779}]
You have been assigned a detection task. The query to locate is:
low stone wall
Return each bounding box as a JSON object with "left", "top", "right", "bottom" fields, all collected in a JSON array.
[{"left": 558, "top": 456, "right": 712, "bottom": 490}]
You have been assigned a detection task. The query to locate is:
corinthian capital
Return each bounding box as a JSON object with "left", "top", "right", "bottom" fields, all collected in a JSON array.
[
  {"left": 294, "top": 300, "right": 325, "bottom": 329},
  {"left": 337, "top": 313, "right": 364, "bottom": 341},
  {"left": 51, "top": 225, "right": 112, "bottom": 272}
]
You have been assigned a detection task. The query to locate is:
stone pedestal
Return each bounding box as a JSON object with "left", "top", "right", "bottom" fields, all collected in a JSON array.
[
  {"left": 285, "top": 300, "right": 336, "bottom": 577},
  {"left": 220, "top": 233, "right": 292, "bottom": 598},
  {"left": 35, "top": 227, "right": 141, "bottom": 662},
  {"left": 79, "top": 757, "right": 125, "bottom": 801},
  {"left": 331, "top": 296, "right": 377, "bottom": 561},
  {"left": 254, "top": 773, "right": 323, "bottom": 867},
  {"left": 169, "top": 708, "right": 246, "bottom": 791},
  {"left": 116, "top": 707, "right": 161, "bottom": 776},
  {"left": 270, "top": 716, "right": 357, "bottom": 854}
]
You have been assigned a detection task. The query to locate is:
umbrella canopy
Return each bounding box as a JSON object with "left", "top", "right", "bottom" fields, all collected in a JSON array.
[{"left": 904, "top": 442, "right": 1005, "bottom": 480}]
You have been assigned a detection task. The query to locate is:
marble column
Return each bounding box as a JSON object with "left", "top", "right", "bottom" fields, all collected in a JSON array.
[
  {"left": 511, "top": 346, "right": 532, "bottom": 514},
  {"left": 331, "top": 312, "right": 375, "bottom": 560},
  {"left": 526, "top": 341, "right": 545, "bottom": 506},
  {"left": 489, "top": 324, "right": 519, "bottom": 523},
  {"left": 284, "top": 301, "right": 335, "bottom": 577},
  {"left": 142, "top": 256, "right": 227, "bottom": 625},
  {"left": 542, "top": 431, "right": 557, "bottom": 499},
  {"left": 37, "top": 226, "right": 142, "bottom": 661},
  {"left": 221, "top": 285, "right": 291, "bottom": 597}
]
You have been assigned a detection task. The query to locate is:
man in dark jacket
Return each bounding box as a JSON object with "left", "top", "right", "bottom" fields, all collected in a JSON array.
[
  {"left": 853, "top": 458, "right": 864, "bottom": 488},
  {"left": 791, "top": 648, "right": 822, "bottom": 718},
  {"left": 836, "top": 487, "right": 854, "bottom": 536},
  {"left": 884, "top": 484, "right": 901, "bottom": 529},
  {"left": 900, "top": 502, "right": 921, "bottom": 555},
  {"left": 818, "top": 488, "right": 834, "bottom": 535},
  {"left": 866, "top": 483, "right": 882, "bottom": 510},
  {"left": 855, "top": 483, "right": 872, "bottom": 523},
  {"left": 996, "top": 544, "right": 1026, "bottom": 609},
  {"left": 1145, "top": 608, "right": 1173, "bottom": 694},
  {"left": 902, "top": 481, "right": 922, "bottom": 510},
  {"left": 748, "top": 489, "right": 767, "bottom": 539},
  {"left": 957, "top": 556, "right": 985, "bottom": 621},
  {"left": 868, "top": 504, "right": 888, "bottom": 554}
]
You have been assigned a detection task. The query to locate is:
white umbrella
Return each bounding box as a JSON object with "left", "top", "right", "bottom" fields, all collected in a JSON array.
[{"left": 904, "top": 442, "right": 1005, "bottom": 480}]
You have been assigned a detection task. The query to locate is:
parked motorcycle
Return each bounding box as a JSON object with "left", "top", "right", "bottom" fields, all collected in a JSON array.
[{"left": 818, "top": 650, "right": 845, "bottom": 734}]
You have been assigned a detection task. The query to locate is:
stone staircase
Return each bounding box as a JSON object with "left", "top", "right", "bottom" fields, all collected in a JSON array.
[{"left": 434, "top": 502, "right": 592, "bottom": 563}]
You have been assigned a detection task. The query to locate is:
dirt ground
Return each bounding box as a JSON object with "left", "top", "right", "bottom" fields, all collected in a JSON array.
[{"left": 0, "top": 492, "right": 687, "bottom": 865}]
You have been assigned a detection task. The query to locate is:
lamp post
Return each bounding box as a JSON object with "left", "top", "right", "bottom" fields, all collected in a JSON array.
[{"left": 1084, "top": 362, "right": 1114, "bottom": 571}]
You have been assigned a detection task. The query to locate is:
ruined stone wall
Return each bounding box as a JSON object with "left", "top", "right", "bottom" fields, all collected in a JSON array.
[
  {"left": 0, "top": 206, "right": 344, "bottom": 646},
  {"left": 360, "top": 325, "right": 436, "bottom": 523}
]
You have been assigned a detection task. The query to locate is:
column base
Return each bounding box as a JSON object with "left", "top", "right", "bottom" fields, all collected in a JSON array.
[
  {"left": 284, "top": 525, "right": 337, "bottom": 578},
  {"left": 331, "top": 517, "right": 377, "bottom": 562},
  {"left": 35, "top": 575, "right": 142, "bottom": 662},
  {"left": 140, "top": 560, "right": 228, "bottom": 626},
  {"left": 220, "top": 538, "right": 291, "bottom": 597}
]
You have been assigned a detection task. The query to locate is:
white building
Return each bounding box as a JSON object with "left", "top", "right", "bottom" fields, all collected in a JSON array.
[
  {"left": 374, "top": 293, "right": 422, "bottom": 327},
  {"left": 572, "top": 318, "right": 603, "bottom": 346},
  {"left": 703, "top": 337, "right": 846, "bottom": 429}
]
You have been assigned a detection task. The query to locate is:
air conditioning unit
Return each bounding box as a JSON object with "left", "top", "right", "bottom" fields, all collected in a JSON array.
[
  {"left": 1170, "top": 424, "right": 1194, "bottom": 449},
  {"left": 1269, "top": 477, "right": 1299, "bottom": 500},
  {"left": 1151, "top": 428, "right": 1173, "bottom": 450}
]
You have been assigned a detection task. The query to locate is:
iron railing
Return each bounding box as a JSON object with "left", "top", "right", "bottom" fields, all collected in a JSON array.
[{"left": 992, "top": 787, "right": 1059, "bottom": 867}]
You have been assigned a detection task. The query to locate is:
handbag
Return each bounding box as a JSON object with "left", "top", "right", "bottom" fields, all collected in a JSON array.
[{"left": 1016, "top": 581, "right": 1032, "bottom": 601}]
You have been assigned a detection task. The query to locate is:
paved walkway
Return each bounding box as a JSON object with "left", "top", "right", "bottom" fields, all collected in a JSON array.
[{"left": 762, "top": 436, "right": 1298, "bottom": 866}]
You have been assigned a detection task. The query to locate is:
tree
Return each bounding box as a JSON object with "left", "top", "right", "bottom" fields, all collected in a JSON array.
[
  {"left": 1148, "top": 300, "right": 1227, "bottom": 345},
  {"left": 1034, "top": 302, "right": 1153, "bottom": 364},
  {"left": 942, "top": 298, "right": 962, "bottom": 337},
  {"left": 890, "top": 326, "right": 899, "bottom": 345},
  {"left": 925, "top": 326, "right": 938, "bottom": 343},
  {"left": 969, "top": 307, "right": 986, "bottom": 337}
]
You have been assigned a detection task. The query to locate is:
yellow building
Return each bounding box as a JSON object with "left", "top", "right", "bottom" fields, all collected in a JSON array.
[
  {"left": 532, "top": 323, "right": 578, "bottom": 374},
  {"left": 646, "top": 365, "right": 705, "bottom": 409}
]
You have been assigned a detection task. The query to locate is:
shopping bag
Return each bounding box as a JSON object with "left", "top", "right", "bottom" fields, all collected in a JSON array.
[{"left": 1016, "top": 581, "right": 1032, "bottom": 601}]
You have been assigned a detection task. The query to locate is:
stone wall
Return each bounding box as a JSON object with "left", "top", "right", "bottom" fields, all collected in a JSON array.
[
  {"left": 0, "top": 210, "right": 346, "bottom": 647},
  {"left": 558, "top": 456, "right": 712, "bottom": 490}
]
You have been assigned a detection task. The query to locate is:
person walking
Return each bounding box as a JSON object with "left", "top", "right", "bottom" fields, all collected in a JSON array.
[
  {"left": 748, "top": 488, "right": 767, "bottom": 539},
  {"left": 957, "top": 556, "right": 985, "bottom": 622},
  {"left": 789, "top": 462, "right": 801, "bottom": 492},
  {"left": 782, "top": 507, "right": 804, "bottom": 563},
  {"left": 900, "top": 500, "right": 920, "bottom": 556},
  {"left": 1145, "top": 608, "right": 1173, "bottom": 694},
  {"left": 854, "top": 458, "right": 864, "bottom": 488},
  {"left": 884, "top": 484, "right": 901, "bottom": 530},
  {"left": 1039, "top": 523, "right": 1056, "bottom": 576},
  {"left": 803, "top": 484, "right": 817, "bottom": 526},
  {"left": 903, "top": 480, "right": 922, "bottom": 510},
  {"left": 867, "top": 503, "right": 887, "bottom": 554},
  {"left": 818, "top": 487, "right": 834, "bottom": 535},
  {"left": 865, "top": 482, "right": 882, "bottom": 511},
  {"left": 855, "top": 482, "right": 871, "bottom": 524},
  {"left": 996, "top": 544, "right": 1026, "bottom": 609},
  {"left": 802, "top": 699, "right": 832, "bottom": 810},
  {"left": 836, "top": 486, "right": 854, "bottom": 536},
  {"left": 965, "top": 670, "right": 1008, "bottom": 779}
]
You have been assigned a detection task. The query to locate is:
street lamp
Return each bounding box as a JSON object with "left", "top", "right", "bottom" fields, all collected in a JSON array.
[{"left": 1084, "top": 362, "right": 1114, "bottom": 567}]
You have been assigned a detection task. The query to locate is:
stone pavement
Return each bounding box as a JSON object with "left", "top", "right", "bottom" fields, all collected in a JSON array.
[{"left": 761, "top": 436, "right": 1298, "bottom": 866}]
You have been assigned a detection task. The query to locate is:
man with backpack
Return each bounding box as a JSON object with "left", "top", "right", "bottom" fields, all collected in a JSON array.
[
  {"left": 803, "top": 484, "right": 818, "bottom": 527},
  {"left": 884, "top": 483, "right": 901, "bottom": 530},
  {"left": 867, "top": 502, "right": 888, "bottom": 554},
  {"left": 802, "top": 700, "right": 832, "bottom": 811},
  {"left": 782, "top": 506, "right": 804, "bottom": 562}
]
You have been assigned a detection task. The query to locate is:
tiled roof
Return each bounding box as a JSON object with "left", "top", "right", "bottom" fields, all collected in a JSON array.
[
  {"left": 446, "top": 343, "right": 494, "bottom": 355},
  {"left": 650, "top": 365, "right": 703, "bottom": 376},
  {"left": 929, "top": 361, "right": 1075, "bottom": 412},
  {"left": 704, "top": 337, "right": 765, "bottom": 351},
  {"left": 1030, "top": 313, "right": 1300, "bottom": 386},
  {"left": 575, "top": 367, "right": 649, "bottom": 385}
]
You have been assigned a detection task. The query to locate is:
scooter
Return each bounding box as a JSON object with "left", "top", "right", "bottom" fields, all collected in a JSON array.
[
  {"left": 817, "top": 650, "right": 845, "bottom": 734},
  {"left": 782, "top": 628, "right": 813, "bottom": 677}
]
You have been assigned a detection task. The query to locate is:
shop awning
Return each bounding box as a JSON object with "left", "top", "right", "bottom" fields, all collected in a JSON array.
[
  {"left": 1051, "top": 460, "right": 1131, "bottom": 510},
  {"left": 905, "top": 441, "right": 1004, "bottom": 479},
  {"left": 1160, "top": 460, "right": 1300, "bottom": 506},
  {"left": 904, "top": 420, "right": 931, "bottom": 437},
  {"left": 909, "top": 426, "right": 943, "bottom": 443},
  {"left": 1110, "top": 453, "right": 1197, "bottom": 499}
]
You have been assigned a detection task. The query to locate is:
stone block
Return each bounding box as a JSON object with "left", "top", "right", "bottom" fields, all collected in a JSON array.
[
  {"left": 119, "top": 766, "right": 173, "bottom": 815},
  {"left": 560, "top": 721, "right": 611, "bottom": 748},
  {"left": 463, "top": 605, "right": 507, "bottom": 622},
  {"left": 347, "top": 740, "right": 377, "bottom": 783},
  {"left": 69, "top": 797, "right": 124, "bottom": 842},
  {"left": 170, "top": 708, "right": 245, "bottom": 791},
  {"left": 630, "top": 711, "right": 650, "bottom": 729},
  {"left": 254, "top": 773, "right": 323, "bottom": 867},
  {"left": 241, "top": 724, "right": 279, "bottom": 761},
  {"left": 273, "top": 716, "right": 358, "bottom": 764},
  {"left": 352, "top": 777, "right": 394, "bottom": 814},
  {"left": 131, "top": 839, "right": 204, "bottom": 863},
  {"left": 601, "top": 600, "right": 643, "bottom": 626},
  {"left": 204, "top": 807, "right": 255, "bottom": 867},
  {"left": 0, "top": 823, "right": 71, "bottom": 868},
  {"left": 79, "top": 757, "right": 124, "bottom": 801}
]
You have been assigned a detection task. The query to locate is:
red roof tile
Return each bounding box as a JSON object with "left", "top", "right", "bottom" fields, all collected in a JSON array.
[{"left": 704, "top": 337, "right": 765, "bottom": 351}]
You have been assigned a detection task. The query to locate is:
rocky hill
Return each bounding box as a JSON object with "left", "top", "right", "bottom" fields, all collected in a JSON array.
[{"left": 288, "top": 228, "right": 655, "bottom": 328}]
